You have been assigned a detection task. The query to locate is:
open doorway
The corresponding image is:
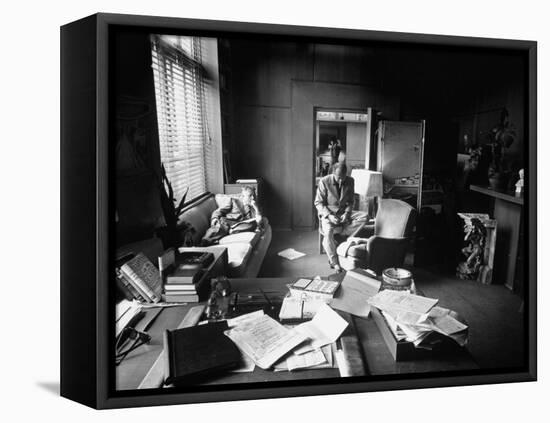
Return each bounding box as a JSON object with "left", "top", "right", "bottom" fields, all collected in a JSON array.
[{"left": 315, "top": 109, "right": 372, "bottom": 181}]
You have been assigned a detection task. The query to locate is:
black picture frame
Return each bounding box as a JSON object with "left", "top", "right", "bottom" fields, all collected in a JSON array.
[{"left": 60, "top": 12, "right": 537, "bottom": 409}]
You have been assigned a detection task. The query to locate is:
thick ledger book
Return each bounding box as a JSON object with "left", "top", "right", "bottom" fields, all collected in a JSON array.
[
  {"left": 120, "top": 253, "right": 162, "bottom": 303},
  {"left": 163, "top": 321, "right": 240, "bottom": 385}
]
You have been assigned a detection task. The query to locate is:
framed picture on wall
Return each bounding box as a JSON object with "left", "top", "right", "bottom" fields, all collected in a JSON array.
[{"left": 61, "top": 13, "right": 537, "bottom": 409}]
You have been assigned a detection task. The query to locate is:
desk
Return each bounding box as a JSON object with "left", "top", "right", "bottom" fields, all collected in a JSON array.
[{"left": 116, "top": 277, "right": 478, "bottom": 390}]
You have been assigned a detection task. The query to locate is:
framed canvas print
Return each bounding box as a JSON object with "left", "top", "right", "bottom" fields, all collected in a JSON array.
[{"left": 60, "top": 13, "right": 537, "bottom": 409}]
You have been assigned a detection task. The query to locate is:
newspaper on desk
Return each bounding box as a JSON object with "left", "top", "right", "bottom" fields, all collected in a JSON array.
[{"left": 224, "top": 313, "right": 308, "bottom": 369}]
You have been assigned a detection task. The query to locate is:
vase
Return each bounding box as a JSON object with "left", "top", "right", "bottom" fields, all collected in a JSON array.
[{"left": 488, "top": 173, "right": 504, "bottom": 190}]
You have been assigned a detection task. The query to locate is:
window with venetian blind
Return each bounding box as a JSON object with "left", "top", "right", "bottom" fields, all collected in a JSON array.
[{"left": 151, "top": 35, "right": 213, "bottom": 204}]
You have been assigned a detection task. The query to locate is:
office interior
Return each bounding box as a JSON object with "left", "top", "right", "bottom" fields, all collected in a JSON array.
[{"left": 113, "top": 29, "right": 527, "bottom": 373}]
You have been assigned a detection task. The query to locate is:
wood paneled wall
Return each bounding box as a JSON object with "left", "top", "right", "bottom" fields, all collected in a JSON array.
[
  {"left": 227, "top": 40, "right": 397, "bottom": 230},
  {"left": 225, "top": 40, "right": 527, "bottom": 230}
]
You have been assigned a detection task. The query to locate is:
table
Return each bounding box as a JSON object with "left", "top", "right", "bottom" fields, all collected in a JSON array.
[
  {"left": 470, "top": 184, "right": 524, "bottom": 292},
  {"left": 116, "top": 277, "right": 478, "bottom": 390}
]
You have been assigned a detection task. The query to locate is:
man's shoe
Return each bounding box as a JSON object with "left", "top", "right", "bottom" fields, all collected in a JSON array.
[{"left": 330, "top": 264, "right": 343, "bottom": 273}]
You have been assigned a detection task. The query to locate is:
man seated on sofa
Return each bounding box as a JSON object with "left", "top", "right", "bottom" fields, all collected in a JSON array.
[
  {"left": 315, "top": 162, "right": 368, "bottom": 273},
  {"left": 201, "top": 186, "right": 263, "bottom": 246}
]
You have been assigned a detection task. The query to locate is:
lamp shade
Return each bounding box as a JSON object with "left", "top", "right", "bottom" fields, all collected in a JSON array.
[{"left": 350, "top": 169, "right": 383, "bottom": 197}]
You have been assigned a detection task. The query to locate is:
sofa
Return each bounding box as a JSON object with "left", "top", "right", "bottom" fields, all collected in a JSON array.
[{"left": 176, "top": 193, "right": 272, "bottom": 278}]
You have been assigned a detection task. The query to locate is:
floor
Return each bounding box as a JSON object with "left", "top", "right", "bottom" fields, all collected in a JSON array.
[{"left": 259, "top": 229, "right": 525, "bottom": 370}]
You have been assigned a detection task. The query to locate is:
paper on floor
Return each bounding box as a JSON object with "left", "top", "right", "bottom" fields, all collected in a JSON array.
[{"left": 277, "top": 248, "right": 306, "bottom": 260}]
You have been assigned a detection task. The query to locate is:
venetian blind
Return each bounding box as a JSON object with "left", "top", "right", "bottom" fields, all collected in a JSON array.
[{"left": 151, "top": 35, "right": 209, "bottom": 203}]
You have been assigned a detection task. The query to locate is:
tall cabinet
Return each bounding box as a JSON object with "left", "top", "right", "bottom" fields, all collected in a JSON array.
[{"left": 377, "top": 120, "right": 425, "bottom": 209}]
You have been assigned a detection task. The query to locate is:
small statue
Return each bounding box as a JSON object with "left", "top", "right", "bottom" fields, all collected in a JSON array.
[
  {"left": 515, "top": 168, "right": 524, "bottom": 194},
  {"left": 205, "top": 277, "right": 232, "bottom": 320},
  {"left": 457, "top": 218, "right": 486, "bottom": 280}
]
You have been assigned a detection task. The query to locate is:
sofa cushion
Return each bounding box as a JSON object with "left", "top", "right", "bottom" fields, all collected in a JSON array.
[
  {"left": 218, "top": 231, "right": 260, "bottom": 247},
  {"left": 178, "top": 195, "right": 218, "bottom": 243},
  {"left": 225, "top": 242, "right": 253, "bottom": 275},
  {"left": 215, "top": 193, "right": 243, "bottom": 208},
  {"left": 336, "top": 241, "right": 369, "bottom": 260}
]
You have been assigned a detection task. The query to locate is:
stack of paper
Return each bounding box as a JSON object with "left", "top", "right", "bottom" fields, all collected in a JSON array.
[
  {"left": 368, "top": 290, "right": 468, "bottom": 348},
  {"left": 224, "top": 303, "right": 347, "bottom": 372},
  {"left": 224, "top": 313, "right": 308, "bottom": 369}
]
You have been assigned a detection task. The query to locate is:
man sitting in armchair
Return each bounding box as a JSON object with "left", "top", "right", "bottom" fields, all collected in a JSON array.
[
  {"left": 201, "top": 186, "right": 263, "bottom": 246},
  {"left": 315, "top": 163, "right": 368, "bottom": 272}
]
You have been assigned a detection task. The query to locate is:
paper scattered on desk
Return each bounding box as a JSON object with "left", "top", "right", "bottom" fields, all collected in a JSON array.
[
  {"left": 279, "top": 296, "right": 324, "bottom": 321},
  {"left": 330, "top": 270, "right": 381, "bottom": 318},
  {"left": 224, "top": 314, "right": 307, "bottom": 369},
  {"left": 286, "top": 349, "right": 327, "bottom": 371},
  {"left": 278, "top": 248, "right": 306, "bottom": 261},
  {"left": 273, "top": 343, "right": 334, "bottom": 372},
  {"left": 376, "top": 297, "right": 469, "bottom": 348},
  {"left": 368, "top": 289, "right": 438, "bottom": 315},
  {"left": 227, "top": 310, "right": 264, "bottom": 328},
  {"left": 293, "top": 303, "right": 348, "bottom": 354},
  {"left": 418, "top": 306, "right": 468, "bottom": 336}
]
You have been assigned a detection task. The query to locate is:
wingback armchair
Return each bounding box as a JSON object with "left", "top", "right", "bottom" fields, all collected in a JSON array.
[{"left": 336, "top": 199, "right": 416, "bottom": 274}]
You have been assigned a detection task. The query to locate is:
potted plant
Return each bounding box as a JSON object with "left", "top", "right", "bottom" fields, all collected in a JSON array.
[{"left": 487, "top": 108, "right": 517, "bottom": 189}]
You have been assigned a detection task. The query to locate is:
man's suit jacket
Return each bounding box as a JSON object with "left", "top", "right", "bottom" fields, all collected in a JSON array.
[{"left": 314, "top": 174, "right": 355, "bottom": 218}]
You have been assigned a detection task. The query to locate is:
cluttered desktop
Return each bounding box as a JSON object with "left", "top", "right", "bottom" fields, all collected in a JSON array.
[{"left": 114, "top": 255, "right": 476, "bottom": 390}]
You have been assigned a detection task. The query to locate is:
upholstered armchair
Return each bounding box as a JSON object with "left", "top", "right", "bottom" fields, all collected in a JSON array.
[{"left": 336, "top": 199, "right": 416, "bottom": 274}]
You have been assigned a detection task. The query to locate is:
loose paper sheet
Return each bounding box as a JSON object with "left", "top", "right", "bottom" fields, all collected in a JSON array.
[
  {"left": 417, "top": 306, "right": 468, "bottom": 336},
  {"left": 279, "top": 297, "right": 324, "bottom": 321},
  {"left": 330, "top": 270, "right": 381, "bottom": 318},
  {"left": 277, "top": 248, "right": 306, "bottom": 261},
  {"left": 226, "top": 310, "right": 264, "bottom": 328},
  {"left": 293, "top": 303, "right": 348, "bottom": 354},
  {"left": 286, "top": 349, "right": 327, "bottom": 371},
  {"left": 224, "top": 314, "right": 307, "bottom": 369},
  {"left": 368, "top": 290, "right": 438, "bottom": 315},
  {"left": 273, "top": 343, "right": 334, "bottom": 372}
]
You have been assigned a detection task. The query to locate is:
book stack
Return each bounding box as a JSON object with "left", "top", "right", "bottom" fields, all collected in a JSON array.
[
  {"left": 117, "top": 253, "right": 163, "bottom": 303},
  {"left": 162, "top": 263, "right": 204, "bottom": 303}
]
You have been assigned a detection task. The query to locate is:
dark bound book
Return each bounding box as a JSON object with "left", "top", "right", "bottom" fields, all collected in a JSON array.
[
  {"left": 165, "top": 264, "right": 204, "bottom": 285},
  {"left": 163, "top": 321, "right": 240, "bottom": 385}
]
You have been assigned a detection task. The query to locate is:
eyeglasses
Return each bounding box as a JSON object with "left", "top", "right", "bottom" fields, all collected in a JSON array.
[{"left": 115, "top": 327, "right": 151, "bottom": 366}]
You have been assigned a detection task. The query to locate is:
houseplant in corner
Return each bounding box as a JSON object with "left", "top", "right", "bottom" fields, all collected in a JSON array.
[{"left": 487, "top": 108, "right": 517, "bottom": 190}]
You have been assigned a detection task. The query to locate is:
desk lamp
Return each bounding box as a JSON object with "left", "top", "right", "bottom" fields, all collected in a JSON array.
[{"left": 350, "top": 169, "right": 383, "bottom": 219}]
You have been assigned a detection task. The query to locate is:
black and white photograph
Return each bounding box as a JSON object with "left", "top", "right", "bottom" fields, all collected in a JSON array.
[
  {"left": 104, "top": 19, "right": 534, "bottom": 398},
  {"left": 6, "top": 0, "right": 549, "bottom": 420}
]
